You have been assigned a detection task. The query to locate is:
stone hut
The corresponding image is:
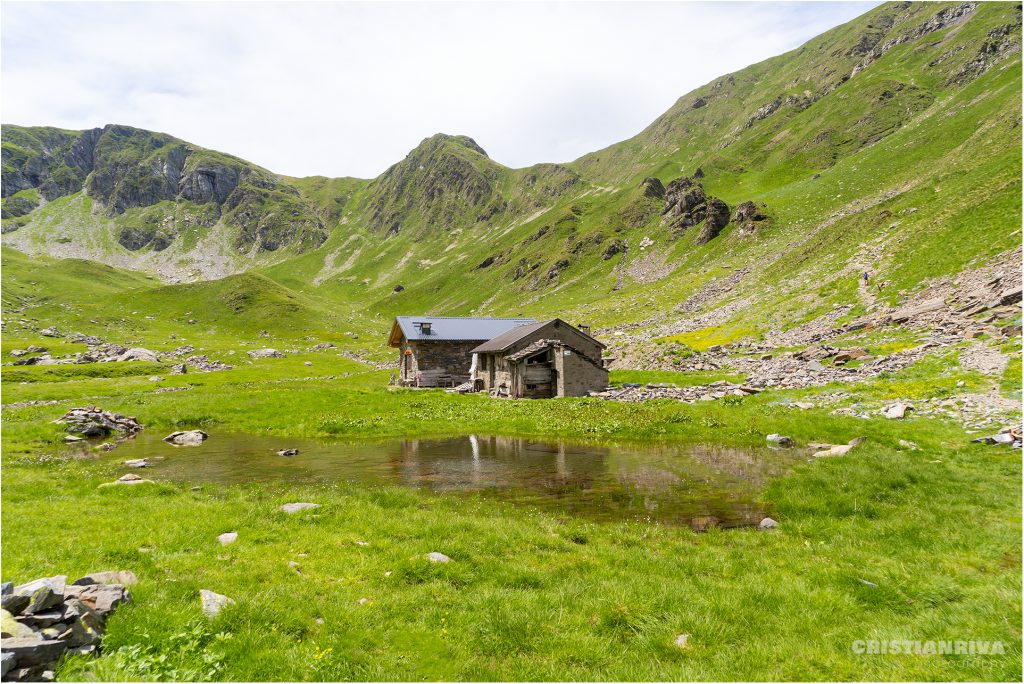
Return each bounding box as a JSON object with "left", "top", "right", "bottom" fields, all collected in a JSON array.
[
  {"left": 471, "top": 319, "right": 608, "bottom": 398},
  {"left": 388, "top": 316, "right": 535, "bottom": 387}
]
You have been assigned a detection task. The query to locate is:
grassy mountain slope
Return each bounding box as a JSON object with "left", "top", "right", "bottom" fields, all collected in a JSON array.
[{"left": 1, "top": 2, "right": 1020, "bottom": 353}]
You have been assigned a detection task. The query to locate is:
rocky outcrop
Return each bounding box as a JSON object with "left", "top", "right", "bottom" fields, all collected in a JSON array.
[
  {"left": 57, "top": 407, "right": 143, "bottom": 437},
  {"left": 2, "top": 123, "right": 327, "bottom": 255},
  {"left": 732, "top": 200, "right": 768, "bottom": 236},
  {"left": 638, "top": 177, "right": 665, "bottom": 199},
  {"left": 0, "top": 572, "right": 132, "bottom": 681},
  {"left": 660, "top": 176, "right": 730, "bottom": 243},
  {"left": 694, "top": 198, "right": 730, "bottom": 245}
]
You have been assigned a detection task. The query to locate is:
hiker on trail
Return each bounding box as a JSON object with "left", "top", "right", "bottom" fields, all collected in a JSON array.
[{"left": 862, "top": 271, "right": 869, "bottom": 285}]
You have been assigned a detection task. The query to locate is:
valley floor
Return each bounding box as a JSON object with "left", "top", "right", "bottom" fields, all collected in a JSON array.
[{"left": 1, "top": 339, "right": 1021, "bottom": 681}]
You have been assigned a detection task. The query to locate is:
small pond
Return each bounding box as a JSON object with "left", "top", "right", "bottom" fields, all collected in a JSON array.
[{"left": 88, "top": 432, "right": 802, "bottom": 529}]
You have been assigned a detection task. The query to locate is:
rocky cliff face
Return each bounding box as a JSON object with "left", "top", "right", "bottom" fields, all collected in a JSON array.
[{"left": 1, "top": 124, "right": 327, "bottom": 254}]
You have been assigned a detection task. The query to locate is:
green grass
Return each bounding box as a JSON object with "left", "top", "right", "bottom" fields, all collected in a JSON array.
[{"left": 2, "top": 364, "right": 1020, "bottom": 681}]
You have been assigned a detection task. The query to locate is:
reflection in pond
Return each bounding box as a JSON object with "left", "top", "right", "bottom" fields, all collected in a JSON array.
[{"left": 96, "top": 433, "right": 802, "bottom": 529}]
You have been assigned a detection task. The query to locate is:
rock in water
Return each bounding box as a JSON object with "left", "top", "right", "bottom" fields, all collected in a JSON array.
[
  {"left": 426, "top": 552, "right": 451, "bottom": 563},
  {"left": 199, "top": 590, "right": 235, "bottom": 618},
  {"left": 277, "top": 448, "right": 299, "bottom": 456},
  {"left": 163, "top": 430, "right": 208, "bottom": 446},
  {"left": 766, "top": 434, "right": 794, "bottom": 447},
  {"left": 280, "top": 502, "right": 319, "bottom": 514}
]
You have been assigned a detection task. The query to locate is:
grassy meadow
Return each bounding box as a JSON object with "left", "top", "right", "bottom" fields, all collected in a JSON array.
[{"left": 1, "top": 335, "right": 1021, "bottom": 681}]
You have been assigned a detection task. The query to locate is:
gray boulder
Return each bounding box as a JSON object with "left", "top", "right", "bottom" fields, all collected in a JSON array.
[
  {"left": 163, "top": 430, "right": 208, "bottom": 446},
  {"left": 758, "top": 517, "right": 779, "bottom": 530},
  {"left": 116, "top": 348, "right": 160, "bottom": 363},
  {"left": 426, "top": 552, "right": 451, "bottom": 563},
  {"left": 199, "top": 590, "right": 235, "bottom": 619}
]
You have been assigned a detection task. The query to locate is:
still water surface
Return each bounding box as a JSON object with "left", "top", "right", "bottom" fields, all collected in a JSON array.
[{"left": 104, "top": 432, "right": 801, "bottom": 529}]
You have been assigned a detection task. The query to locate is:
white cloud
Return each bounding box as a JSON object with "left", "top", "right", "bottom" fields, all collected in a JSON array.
[{"left": 1, "top": 1, "right": 879, "bottom": 178}]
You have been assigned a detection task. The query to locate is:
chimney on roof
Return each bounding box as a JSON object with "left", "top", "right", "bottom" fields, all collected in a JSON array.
[{"left": 417, "top": 321, "right": 432, "bottom": 334}]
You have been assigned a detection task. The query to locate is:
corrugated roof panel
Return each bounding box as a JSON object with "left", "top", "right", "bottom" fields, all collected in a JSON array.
[{"left": 393, "top": 316, "right": 537, "bottom": 342}]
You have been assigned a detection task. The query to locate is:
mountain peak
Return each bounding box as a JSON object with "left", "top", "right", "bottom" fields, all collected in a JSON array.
[{"left": 412, "top": 133, "right": 489, "bottom": 159}]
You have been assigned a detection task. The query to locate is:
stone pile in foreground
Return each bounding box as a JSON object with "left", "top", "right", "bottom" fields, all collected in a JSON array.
[{"left": 1, "top": 571, "right": 135, "bottom": 682}]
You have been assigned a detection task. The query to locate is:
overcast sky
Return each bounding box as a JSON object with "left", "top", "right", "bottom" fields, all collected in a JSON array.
[{"left": 2, "top": 1, "right": 878, "bottom": 178}]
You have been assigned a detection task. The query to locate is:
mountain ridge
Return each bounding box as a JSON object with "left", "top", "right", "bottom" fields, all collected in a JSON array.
[{"left": 1, "top": 1, "right": 1020, "bottom": 354}]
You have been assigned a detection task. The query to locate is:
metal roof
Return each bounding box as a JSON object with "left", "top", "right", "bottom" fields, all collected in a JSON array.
[{"left": 389, "top": 316, "right": 536, "bottom": 345}]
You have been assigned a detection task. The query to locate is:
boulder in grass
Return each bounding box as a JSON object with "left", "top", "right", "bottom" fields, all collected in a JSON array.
[
  {"left": 116, "top": 348, "right": 161, "bottom": 363},
  {"left": 58, "top": 407, "right": 142, "bottom": 436},
  {"left": 758, "top": 517, "right": 779, "bottom": 530},
  {"left": 163, "top": 430, "right": 208, "bottom": 446},
  {"left": 425, "top": 552, "right": 451, "bottom": 563},
  {"left": 199, "top": 590, "right": 235, "bottom": 619}
]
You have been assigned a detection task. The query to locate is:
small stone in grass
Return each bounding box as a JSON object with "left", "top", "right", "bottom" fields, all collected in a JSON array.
[
  {"left": 199, "top": 590, "right": 235, "bottom": 618},
  {"left": 674, "top": 633, "right": 690, "bottom": 649},
  {"left": 280, "top": 502, "right": 319, "bottom": 514},
  {"left": 426, "top": 552, "right": 451, "bottom": 563},
  {"left": 218, "top": 532, "right": 238, "bottom": 546},
  {"left": 758, "top": 517, "right": 779, "bottom": 530}
]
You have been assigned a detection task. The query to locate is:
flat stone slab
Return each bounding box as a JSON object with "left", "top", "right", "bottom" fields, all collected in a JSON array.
[{"left": 0, "top": 638, "right": 68, "bottom": 667}]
